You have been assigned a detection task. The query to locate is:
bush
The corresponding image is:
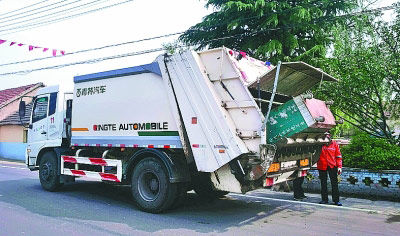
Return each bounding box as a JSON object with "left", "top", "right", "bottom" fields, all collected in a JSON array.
[{"left": 341, "top": 133, "right": 400, "bottom": 170}]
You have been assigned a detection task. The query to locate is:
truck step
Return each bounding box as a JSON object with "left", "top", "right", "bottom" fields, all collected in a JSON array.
[{"left": 61, "top": 156, "right": 122, "bottom": 182}]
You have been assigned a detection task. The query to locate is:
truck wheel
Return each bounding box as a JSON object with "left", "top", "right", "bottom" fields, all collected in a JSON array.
[
  {"left": 131, "top": 157, "right": 178, "bottom": 213},
  {"left": 39, "top": 152, "right": 62, "bottom": 191}
]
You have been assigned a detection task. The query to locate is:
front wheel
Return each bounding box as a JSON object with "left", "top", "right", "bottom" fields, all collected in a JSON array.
[
  {"left": 39, "top": 152, "right": 62, "bottom": 191},
  {"left": 131, "top": 157, "right": 178, "bottom": 213}
]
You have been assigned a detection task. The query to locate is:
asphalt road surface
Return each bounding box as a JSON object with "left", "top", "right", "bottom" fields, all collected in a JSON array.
[{"left": 1, "top": 159, "right": 399, "bottom": 236}]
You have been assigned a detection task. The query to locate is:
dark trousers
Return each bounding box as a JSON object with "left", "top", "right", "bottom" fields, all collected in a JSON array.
[
  {"left": 319, "top": 167, "right": 340, "bottom": 202},
  {"left": 293, "top": 176, "right": 305, "bottom": 198}
]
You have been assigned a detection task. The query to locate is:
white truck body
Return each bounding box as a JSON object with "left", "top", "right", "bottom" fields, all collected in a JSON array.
[{"left": 23, "top": 47, "right": 337, "bottom": 212}]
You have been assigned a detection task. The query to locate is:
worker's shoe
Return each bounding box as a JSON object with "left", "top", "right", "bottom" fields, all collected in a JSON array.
[
  {"left": 334, "top": 201, "right": 342, "bottom": 206},
  {"left": 319, "top": 200, "right": 328, "bottom": 204},
  {"left": 294, "top": 195, "right": 307, "bottom": 201}
]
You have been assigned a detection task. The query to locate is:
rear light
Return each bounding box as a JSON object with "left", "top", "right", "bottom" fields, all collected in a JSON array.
[
  {"left": 300, "top": 170, "right": 307, "bottom": 177},
  {"left": 265, "top": 177, "right": 274, "bottom": 187},
  {"left": 267, "top": 162, "right": 280, "bottom": 173},
  {"left": 299, "top": 159, "right": 309, "bottom": 167}
]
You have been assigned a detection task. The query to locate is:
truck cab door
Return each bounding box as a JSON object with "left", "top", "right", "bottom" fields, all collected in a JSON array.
[{"left": 27, "top": 95, "right": 50, "bottom": 165}]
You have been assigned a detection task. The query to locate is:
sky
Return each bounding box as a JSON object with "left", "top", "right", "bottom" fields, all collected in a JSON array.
[
  {"left": 0, "top": 0, "right": 212, "bottom": 91},
  {"left": 0, "top": 0, "right": 397, "bottom": 92}
]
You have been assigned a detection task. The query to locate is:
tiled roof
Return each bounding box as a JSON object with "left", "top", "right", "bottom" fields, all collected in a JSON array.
[
  {"left": 0, "top": 83, "right": 43, "bottom": 108},
  {"left": 0, "top": 102, "right": 33, "bottom": 125}
]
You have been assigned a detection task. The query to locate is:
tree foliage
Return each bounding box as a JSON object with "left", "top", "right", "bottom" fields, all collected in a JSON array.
[
  {"left": 341, "top": 132, "right": 400, "bottom": 170},
  {"left": 180, "top": 0, "right": 358, "bottom": 63},
  {"left": 315, "top": 8, "right": 400, "bottom": 145}
]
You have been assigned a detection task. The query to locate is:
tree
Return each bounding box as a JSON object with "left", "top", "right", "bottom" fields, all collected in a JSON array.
[
  {"left": 315, "top": 9, "right": 400, "bottom": 145},
  {"left": 180, "top": 0, "right": 358, "bottom": 63}
]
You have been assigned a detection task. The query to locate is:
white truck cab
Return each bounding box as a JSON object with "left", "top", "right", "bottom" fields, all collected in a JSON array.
[{"left": 25, "top": 85, "right": 72, "bottom": 168}]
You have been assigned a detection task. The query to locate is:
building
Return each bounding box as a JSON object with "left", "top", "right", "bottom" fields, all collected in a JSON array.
[{"left": 0, "top": 83, "right": 44, "bottom": 160}]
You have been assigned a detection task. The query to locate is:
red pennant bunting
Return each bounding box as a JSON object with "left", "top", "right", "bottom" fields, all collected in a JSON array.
[
  {"left": 28, "top": 45, "right": 41, "bottom": 51},
  {"left": 0, "top": 38, "right": 64, "bottom": 56}
]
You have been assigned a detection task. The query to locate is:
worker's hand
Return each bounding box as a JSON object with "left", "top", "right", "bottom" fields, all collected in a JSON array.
[{"left": 337, "top": 168, "right": 342, "bottom": 175}]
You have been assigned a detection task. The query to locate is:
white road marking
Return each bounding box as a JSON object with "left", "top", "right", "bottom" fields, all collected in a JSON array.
[
  {"left": 229, "top": 193, "right": 382, "bottom": 214},
  {"left": 1, "top": 165, "right": 27, "bottom": 170},
  {"left": 0, "top": 160, "right": 25, "bottom": 166}
]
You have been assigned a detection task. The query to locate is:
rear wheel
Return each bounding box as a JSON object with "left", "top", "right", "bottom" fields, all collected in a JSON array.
[
  {"left": 39, "top": 152, "right": 62, "bottom": 191},
  {"left": 131, "top": 157, "right": 178, "bottom": 213}
]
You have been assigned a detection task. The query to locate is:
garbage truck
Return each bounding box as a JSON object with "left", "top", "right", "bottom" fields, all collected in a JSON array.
[{"left": 19, "top": 47, "right": 337, "bottom": 213}]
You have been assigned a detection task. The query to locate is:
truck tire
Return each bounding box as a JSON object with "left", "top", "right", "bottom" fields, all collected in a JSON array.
[
  {"left": 131, "top": 157, "right": 178, "bottom": 213},
  {"left": 39, "top": 151, "right": 62, "bottom": 191}
]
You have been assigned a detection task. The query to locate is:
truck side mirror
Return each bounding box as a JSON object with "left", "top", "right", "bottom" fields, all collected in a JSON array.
[{"left": 19, "top": 101, "right": 26, "bottom": 118}]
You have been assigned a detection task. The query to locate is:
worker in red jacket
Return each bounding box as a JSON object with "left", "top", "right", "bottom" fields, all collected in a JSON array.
[{"left": 318, "top": 131, "right": 343, "bottom": 206}]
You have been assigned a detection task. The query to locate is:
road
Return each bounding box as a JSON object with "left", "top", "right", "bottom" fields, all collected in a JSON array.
[{"left": 0, "top": 159, "right": 399, "bottom": 236}]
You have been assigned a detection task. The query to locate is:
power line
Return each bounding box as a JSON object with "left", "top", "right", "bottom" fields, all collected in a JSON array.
[
  {"left": 0, "top": 0, "right": 134, "bottom": 35},
  {"left": 0, "top": 3, "right": 398, "bottom": 72},
  {"left": 0, "top": 47, "right": 164, "bottom": 76},
  {"left": 0, "top": 33, "right": 249, "bottom": 76},
  {"left": 0, "top": 0, "right": 49, "bottom": 17},
  {"left": 0, "top": 0, "right": 69, "bottom": 22},
  {"left": 0, "top": 0, "right": 107, "bottom": 29},
  {"left": 0, "top": 31, "right": 182, "bottom": 67}
]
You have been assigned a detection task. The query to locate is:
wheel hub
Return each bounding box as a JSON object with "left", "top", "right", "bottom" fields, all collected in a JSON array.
[
  {"left": 138, "top": 171, "right": 160, "bottom": 201},
  {"left": 41, "top": 162, "right": 52, "bottom": 181},
  {"left": 150, "top": 178, "right": 159, "bottom": 191}
]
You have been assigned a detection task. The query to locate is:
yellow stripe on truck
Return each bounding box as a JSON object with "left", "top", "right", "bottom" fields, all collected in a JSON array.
[{"left": 71, "top": 128, "right": 89, "bottom": 132}]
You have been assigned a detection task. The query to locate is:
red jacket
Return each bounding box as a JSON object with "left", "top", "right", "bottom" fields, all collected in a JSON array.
[{"left": 317, "top": 141, "right": 342, "bottom": 170}]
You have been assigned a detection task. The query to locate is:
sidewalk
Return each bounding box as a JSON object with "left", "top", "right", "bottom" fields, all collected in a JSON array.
[{"left": 0, "top": 157, "right": 25, "bottom": 164}]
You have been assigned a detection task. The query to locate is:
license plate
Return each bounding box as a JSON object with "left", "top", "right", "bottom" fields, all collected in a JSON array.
[{"left": 280, "top": 161, "right": 297, "bottom": 168}]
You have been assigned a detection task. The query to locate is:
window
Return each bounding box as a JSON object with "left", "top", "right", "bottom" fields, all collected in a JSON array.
[
  {"left": 49, "top": 92, "right": 57, "bottom": 116},
  {"left": 32, "top": 96, "right": 48, "bottom": 123}
]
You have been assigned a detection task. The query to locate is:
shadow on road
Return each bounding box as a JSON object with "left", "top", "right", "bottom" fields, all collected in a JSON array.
[{"left": 0, "top": 178, "right": 317, "bottom": 233}]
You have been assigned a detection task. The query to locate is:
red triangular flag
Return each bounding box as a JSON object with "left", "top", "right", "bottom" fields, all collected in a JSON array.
[
  {"left": 52, "top": 49, "right": 57, "bottom": 57},
  {"left": 18, "top": 43, "right": 24, "bottom": 46},
  {"left": 10, "top": 42, "right": 16, "bottom": 46},
  {"left": 0, "top": 39, "right": 6, "bottom": 44},
  {"left": 28, "top": 45, "right": 40, "bottom": 51},
  {"left": 43, "top": 48, "right": 49, "bottom": 52}
]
